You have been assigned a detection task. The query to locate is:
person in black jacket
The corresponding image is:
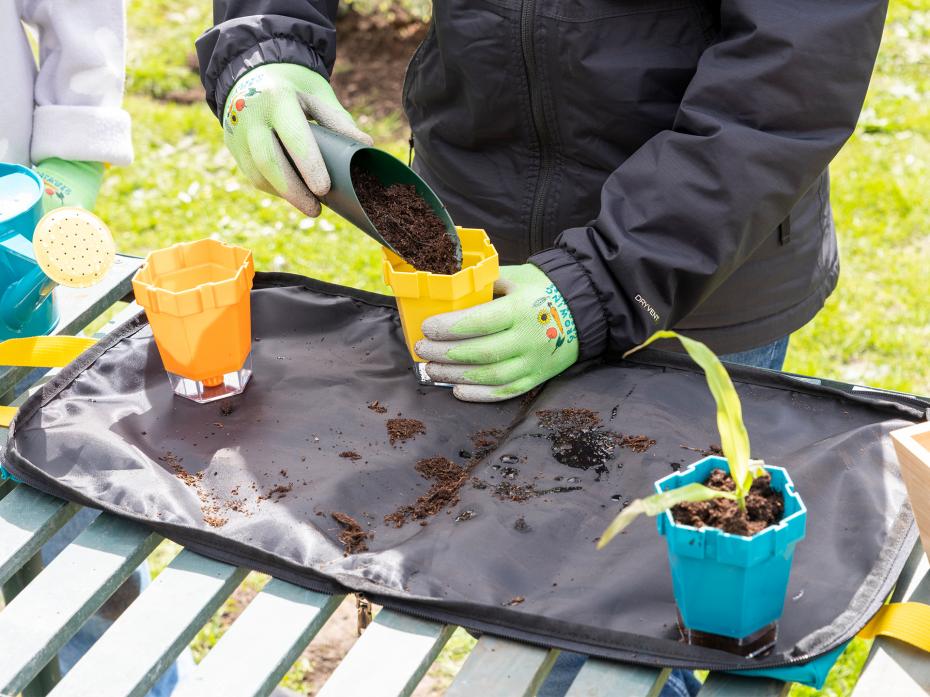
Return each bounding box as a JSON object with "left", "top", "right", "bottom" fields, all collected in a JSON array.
[{"left": 196, "top": 1, "right": 887, "bottom": 404}]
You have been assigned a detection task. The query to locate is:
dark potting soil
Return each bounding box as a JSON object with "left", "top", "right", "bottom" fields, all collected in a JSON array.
[
  {"left": 385, "top": 457, "right": 469, "bottom": 527},
  {"left": 332, "top": 512, "right": 372, "bottom": 555},
  {"left": 351, "top": 165, "right": 460, "bottom": 275},
  {"left": 535, "top": 408, "right": 656, "bottom": 470},
  {"left": 672, "top": 468, "right": 784, "bottom": 536},
  {"left": 537, "top": 408, "right": 602, "bottom": 432},
  {"left": 387, "top": 417, "right": 426, "bottom": 446}
]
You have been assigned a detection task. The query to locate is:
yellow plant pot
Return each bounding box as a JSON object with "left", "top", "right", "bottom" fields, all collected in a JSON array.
[
  {"left": 382, "top": 227, "right": 499, "bottom": 364},
  {"left": 132, "top": 239, "right": 254, "bottom": 402}
]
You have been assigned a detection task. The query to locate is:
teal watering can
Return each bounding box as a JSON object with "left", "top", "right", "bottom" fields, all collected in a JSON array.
[{"left": 0, "top": 162, "right": 115, "bottom": 341}]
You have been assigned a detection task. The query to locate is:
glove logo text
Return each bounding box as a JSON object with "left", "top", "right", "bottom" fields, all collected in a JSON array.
[{"left": 536, "top": 285, "right": 577, "bottom": 353}]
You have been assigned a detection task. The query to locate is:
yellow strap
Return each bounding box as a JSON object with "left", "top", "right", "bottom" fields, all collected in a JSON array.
[
  {"left": 0, "top": 336, "right": 95, "bottom": 368},
  {"left": 859, "top": 602, "right": 930, "bottom": 652},
  {"left": 0, "top": 336, "right": 96, "bottom": 428},
  {"left": 0, "top": 406, "right": 17, "bottom": 428}
]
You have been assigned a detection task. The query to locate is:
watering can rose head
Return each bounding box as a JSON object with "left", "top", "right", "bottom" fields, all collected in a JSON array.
[{"left": 597, "top": 331, "right": 767, "bottom": 549}]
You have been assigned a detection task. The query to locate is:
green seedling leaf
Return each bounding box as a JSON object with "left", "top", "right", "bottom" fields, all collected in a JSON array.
[
  {"left": 597, "top": 482, "right": 735, "bottom": 549},
  {"left": 624, "top": 330, "right": 755, "bottom": 505}
]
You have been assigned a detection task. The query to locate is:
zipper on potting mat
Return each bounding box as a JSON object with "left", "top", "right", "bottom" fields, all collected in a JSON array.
[
  {"left": 368, "top": 593, "right": 860, "bottom": 674},
  {"left": 520, "top": 0, "right": 555, "bottom": 254}
]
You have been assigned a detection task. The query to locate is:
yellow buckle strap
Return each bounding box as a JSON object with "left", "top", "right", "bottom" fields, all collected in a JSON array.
[
  {"left": 0, "top": 336, "right": 96, "bottom": 428},
  {"left": 859, "top": 601, "right": 930, "bottom": 652}
]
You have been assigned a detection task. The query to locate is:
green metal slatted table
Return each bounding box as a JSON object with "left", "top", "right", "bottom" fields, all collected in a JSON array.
[{"left": 1, "top": 269, "right": 927, "bottom": 697}]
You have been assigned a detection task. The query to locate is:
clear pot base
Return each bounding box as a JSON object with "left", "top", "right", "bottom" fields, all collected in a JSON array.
[
  {"left": 168, "top": 354, "right": 252, "bottom": 403},
  {"left": 676, "top": 609, "right": 777, "bottom": 658}
]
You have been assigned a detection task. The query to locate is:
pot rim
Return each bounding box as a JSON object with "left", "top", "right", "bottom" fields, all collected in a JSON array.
[
  {"left": 654, "top": 455, "right": 807, "bottom": 543},
  {"left": 133, "top": 239, "right": 254, "bottom": 316}
]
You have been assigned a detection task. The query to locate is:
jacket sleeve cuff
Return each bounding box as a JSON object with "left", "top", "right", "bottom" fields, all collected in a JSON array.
[
  {"left": 31, "top": 106, "right": 133, "bottom": 166},
  {"left": 202, "top": 35, "right": 330, "bottom": 120},
  {"left": 530, "top": 247, "right": 610, "bottom": 362}
]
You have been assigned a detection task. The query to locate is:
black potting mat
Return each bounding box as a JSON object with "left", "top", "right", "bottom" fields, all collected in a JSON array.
[{"left": 4, "top": 273, "right": 924, "bottom": 672}]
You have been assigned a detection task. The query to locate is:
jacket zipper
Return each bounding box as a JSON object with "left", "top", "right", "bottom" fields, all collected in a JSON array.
[
  {"left": 402, "top": 21, "right": 435, "bottom": 169},
  {"left": 520, "top": 0, "right": 554, "bottom": 254}
]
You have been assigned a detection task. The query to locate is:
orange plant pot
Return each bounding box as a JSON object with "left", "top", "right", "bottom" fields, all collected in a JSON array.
[
  {"left": 382, "top": 227, "right": 499, "bottom": 379},
  {"left": 132, "top": 239, "right": 254, "bottom": 402}
]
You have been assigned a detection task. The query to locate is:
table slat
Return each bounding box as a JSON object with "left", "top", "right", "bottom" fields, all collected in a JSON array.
[
  {"left": 317, "top": 609, "right": 453, "bottom": 697},
  {"left": 445, "top": 636, "right": 559, "bottom": 697},
  {"left": 174, "top": 580, "right": 344, "bottom": 697},
  {"left": 852, "top": 553, "right": 930, "bottom": 696},
  {"left": 565, "top": 661, "right": 669, "bottom": 697},
  {"left": 49, "top": 549, "right": 247, "bottom": 697},
  {"left": 699, "top": 673, "right": 789, "bottom": 696},
  {"left": 0, "top": 514, "right": 158, "bottom": 695},
  {"left": 0, "top": 485, "right": 77, "bottom": 586}
]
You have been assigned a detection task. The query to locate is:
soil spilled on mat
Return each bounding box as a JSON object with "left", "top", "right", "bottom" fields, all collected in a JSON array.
[
  {"left": 161, "top": 451, "right": 296, "bottom": 528},
  {"left": 672, "top": 468, "right": 784, "bottom": 536},
  {"left": 535, "top": 408, "right": 655, "bottom": 469},
  {"left": 367, "top": 400, "right": 388, "bottom": 414},
  {"left": 387, "top": 417, "right": 426, "bottom": 446},
  {"left": 352, "top": 165, "right": 460, "bottom": 275},
  {"left": 332, "top": 512, "right": 372, "bottom": 555},
  {"left": 385, "top": 457, "right": 469, "bottom": 527},
  {"left": 339, "top": 451, "right": 362, "bottom": 461}
]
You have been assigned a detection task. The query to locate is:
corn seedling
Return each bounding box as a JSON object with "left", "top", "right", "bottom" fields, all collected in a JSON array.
[{"left": 597, "top": 331, "right": 765, "bottom": 549}]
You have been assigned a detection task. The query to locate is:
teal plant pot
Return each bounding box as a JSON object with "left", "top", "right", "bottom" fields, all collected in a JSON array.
[
  {"left": 0, "top": 163, "right": 58, "bottom": 340},
  {"left": 655, "top": 456, "right": 807, "bottom": 647}
]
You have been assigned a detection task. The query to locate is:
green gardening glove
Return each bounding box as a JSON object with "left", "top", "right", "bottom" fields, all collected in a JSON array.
[
  {"left": 223, "top": 63, "right": 371, "bottom": 217},
  {"left": 416, "top": 265, "right": 580, "bottom": 402},
  {"left": 34, "top": 159, "right": 104, "bottom": 212}
]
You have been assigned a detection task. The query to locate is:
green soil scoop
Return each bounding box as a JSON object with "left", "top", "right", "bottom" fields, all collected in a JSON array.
[{"left": 309, "top": 124, "right": 462, "bottom": 266}]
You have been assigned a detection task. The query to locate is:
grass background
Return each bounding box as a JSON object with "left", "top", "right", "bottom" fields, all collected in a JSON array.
[{"left": 110, "top": 1, "right": 930, "bottom": 694}]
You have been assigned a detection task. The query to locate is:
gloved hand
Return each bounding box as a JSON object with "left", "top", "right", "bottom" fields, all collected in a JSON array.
[
  {"left": 416, "top": 265, "right": 580, "bottom": 402},
  {"left": 223, "top": 63, "right": 371, "bottom": 217},
  {"left": 34, "top": 159, "right": 104, "bottom": 212}
]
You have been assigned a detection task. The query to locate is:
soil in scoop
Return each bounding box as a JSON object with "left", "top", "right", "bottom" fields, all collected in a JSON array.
[
  {"left": 672, "top": 468, "right": 784, "bottom": 536},
  {"left": 351, "top": 165, "right": 460, "bottom": 275},
  {"left": 332, "top": 512, "right": 372, "bottom": 555}
]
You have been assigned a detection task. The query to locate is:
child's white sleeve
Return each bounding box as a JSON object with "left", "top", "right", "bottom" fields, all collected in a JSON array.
[{"left": 22, "top": 0, "right": 134, "bottom": 165}]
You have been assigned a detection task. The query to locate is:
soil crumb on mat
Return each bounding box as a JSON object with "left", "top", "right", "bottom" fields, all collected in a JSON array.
[
  {"left": 332, "top": 512, "right": 372, "bottom": 555},
  {"left": 367, "top": 400, "right": 388, "bottom": 414},
  {"left": 615, "top": 434, "right": 656, "bottom": 453},
  {"left": 535, "top": 408, "right": 656, "bottom": 469},
  {"left": 469, "top": 428, "right": 505, "bottom": 461},
  {"left": 536, "top": 408, "right": 602, "bottom": 432},
  {"left": 387, "top": 417, "right": 426, "bottom": 446},
  {"left": 339, "top": 451, "right": 362, "bottom": 461},
  {"left": 351, "top": 165, "right": 460, "bottom": 275},
  {"left": 385, "top": 457, "right": 469, "bottom": 527},
  {"left": 672, "top": 468, "right": 784, "bottom": 536}
]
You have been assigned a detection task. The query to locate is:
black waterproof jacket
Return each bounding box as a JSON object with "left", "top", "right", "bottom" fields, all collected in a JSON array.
[{"left": 197, "top": 1, "right": 887, "bottom": 356}]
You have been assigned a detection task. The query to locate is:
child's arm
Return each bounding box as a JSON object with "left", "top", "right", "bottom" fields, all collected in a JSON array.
[{"left": 21, "top": 0, "right": 133, "bottom": 209}]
